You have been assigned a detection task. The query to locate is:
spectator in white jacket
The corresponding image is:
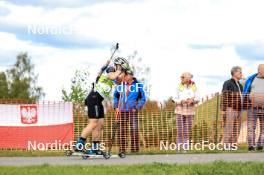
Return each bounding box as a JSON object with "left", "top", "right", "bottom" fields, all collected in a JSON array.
[{"left": 174, "top": 72, "right": 199, "bottom": 150}]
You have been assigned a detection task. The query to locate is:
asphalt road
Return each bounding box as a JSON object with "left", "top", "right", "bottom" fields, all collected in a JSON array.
[{"left": 1, "top": 153, "right": 264, "bottom": 166}]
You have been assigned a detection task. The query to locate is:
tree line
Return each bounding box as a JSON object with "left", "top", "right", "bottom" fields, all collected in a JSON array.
[{"left": 0, "top": 52, "right": 44, "bottom": 101}]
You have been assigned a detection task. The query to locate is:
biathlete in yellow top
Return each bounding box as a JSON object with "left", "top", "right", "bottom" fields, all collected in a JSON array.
[{"left": 75, "top": 57, "right": 130, "bottom": 154}]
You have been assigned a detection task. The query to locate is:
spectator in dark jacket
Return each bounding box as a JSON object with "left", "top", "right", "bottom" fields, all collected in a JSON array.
[{"left": 221, "top": 66, "right": 243, "bottom": 147}]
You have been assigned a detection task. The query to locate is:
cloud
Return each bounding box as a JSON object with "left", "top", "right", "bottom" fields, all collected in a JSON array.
[
  {"left": 200, "top": 75, "right": 227, "bottom": 82},
  {"left": 0, "top": 22, "right": 110, "bottom": 49},
  {"left": 200, "top": 75, "right": 227, "bottom": 89},
  {"left": 189, "top": 44, "right": 223, "bottom": 50},
  {"left": 16, "top": 33, "right": 110, "bottom": 49},
  {"left": 235, "top": 41, "right": 264, "bottom": 61},
  {"left": 0, "top": 31, "right": 114, "bottom": 100},
  {"left": 0, "top": 0, "right": 264, "bottom": 101},
  {"left": 0, "top": 6, "right": 10, "bottom": 16},
  {"left": 0, "top": 50, "right": 17, "bottom": 66},
  {"left": 6, "top": 0, "right": 142, "bottom": 8}
]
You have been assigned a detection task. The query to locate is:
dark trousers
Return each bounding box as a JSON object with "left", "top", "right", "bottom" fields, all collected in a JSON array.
[
  {"left": 118, "top": 111, "right": 139, "bottom": 153},
  {"left": 248, "top": 108, "right": 264, "bottom": 147}
]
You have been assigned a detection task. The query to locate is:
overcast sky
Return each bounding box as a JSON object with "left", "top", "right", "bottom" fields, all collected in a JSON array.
[{"left": 0, "top": 0, "right": 263, "bottom": 101}]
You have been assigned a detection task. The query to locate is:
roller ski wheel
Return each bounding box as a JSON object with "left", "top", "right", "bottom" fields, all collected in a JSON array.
[
  {"left": 82, "top": 154, "right": 89, "bottom": 159},
  {"left": 118, "top": 152, "right": 126, "bottom": 158},
  {"left": 65, "top": 150, "right": 73, "bottom": 156},
  {"left": 94, "top": 150, "right": 104, "bottom": 155},
  {"left": 103, "top": 152, "right": 111, "bottom": 159}
]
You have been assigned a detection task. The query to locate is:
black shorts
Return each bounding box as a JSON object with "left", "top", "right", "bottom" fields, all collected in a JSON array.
[{"left": 85, "top": 91, "right": 105, "bottom": 119}]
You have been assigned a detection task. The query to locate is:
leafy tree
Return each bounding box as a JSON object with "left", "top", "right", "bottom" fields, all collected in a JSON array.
[
  {"left": 6, "top": 52, "right": 44, "bottom": 100},
  {"left": 0, "top": 72, "right": 9, "bottom": 98},
  {"left": 62, "top": 68, "right": 91, "bottom": 103}
]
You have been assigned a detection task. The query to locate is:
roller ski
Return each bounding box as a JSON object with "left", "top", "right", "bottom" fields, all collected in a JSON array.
[
  {"left": 65, "top": 149, "right": 109, "bottom": 159},
  {"left": 65, "top": 140, "right": 110, "bottom": 159},
  {"left": 65, "top": 143, "right": 125, "bottom": 159}
]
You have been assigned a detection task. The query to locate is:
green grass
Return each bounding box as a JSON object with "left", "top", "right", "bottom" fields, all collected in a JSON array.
[
  {"left": 1, "top": 161, "right": 264, "bottom": 175},
  {"left": 0, "top": 150, "right": 65, "bottom": 157}
]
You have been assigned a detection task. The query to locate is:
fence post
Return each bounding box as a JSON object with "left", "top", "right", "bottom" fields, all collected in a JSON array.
[{"left": 215, "top": 92, "right": 220, "bottom": 149}]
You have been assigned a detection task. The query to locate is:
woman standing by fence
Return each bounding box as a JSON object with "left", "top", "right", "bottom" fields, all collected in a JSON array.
[{"left": 174, "top": 72, "right": 199, "bottom": 150}]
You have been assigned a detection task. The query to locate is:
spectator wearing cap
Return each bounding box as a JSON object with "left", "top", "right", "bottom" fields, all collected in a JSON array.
[
  {"left": 221, "top": 66, "right": 243, "bottom": 147},
  {"left": 113, "top": 70, "right": 146, "bottom": 153},
  {"left": 174, "top": 72, "right": 199, "bottom": 150}
]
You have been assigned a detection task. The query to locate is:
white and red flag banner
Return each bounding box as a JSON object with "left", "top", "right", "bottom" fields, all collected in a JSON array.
[{"left": 0, "top": 102, "right": 74, "bottom": 149}]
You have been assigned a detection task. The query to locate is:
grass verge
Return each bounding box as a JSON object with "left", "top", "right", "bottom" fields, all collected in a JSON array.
[{"left": 0, "top": 161, "right": 264, "bottom": 175}]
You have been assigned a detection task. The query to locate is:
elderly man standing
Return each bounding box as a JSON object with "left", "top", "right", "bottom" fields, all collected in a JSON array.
[
  {"left": 244, "top": 64, "right": 264, "bottom": 151},
  {"left": 221, "top": 66, "right": 243, "bottom": 148},
  {"left": 174, "top": 72, "right": 199, "bottom": 150}
]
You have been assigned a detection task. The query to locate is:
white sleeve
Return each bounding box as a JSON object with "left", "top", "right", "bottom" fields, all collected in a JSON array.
[{"left": 174, "top": 87, "right": 182, "bottom": 103}]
